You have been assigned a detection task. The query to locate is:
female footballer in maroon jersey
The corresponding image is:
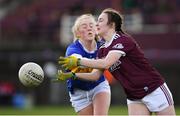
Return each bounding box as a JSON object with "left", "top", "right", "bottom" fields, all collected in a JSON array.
[{"left": 58, "top": 8, "right": 175, "bottom": 115}]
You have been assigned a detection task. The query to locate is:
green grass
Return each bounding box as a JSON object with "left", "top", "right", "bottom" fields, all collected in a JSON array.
[{"left": 0, "top": 105, "right": 179, "bottom": 115}]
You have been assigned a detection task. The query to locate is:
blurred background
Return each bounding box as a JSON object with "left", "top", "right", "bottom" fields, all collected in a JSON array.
[{"left": 0, "top": 0, "right": 180, "bottom": 114}]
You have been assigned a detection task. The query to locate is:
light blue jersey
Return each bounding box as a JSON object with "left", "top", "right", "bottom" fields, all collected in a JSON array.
[{"left": 65, "top": 40, "right": 105, "bottom": 94}]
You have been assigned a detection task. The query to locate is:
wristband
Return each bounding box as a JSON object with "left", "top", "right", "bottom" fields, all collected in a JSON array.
[
  {"left": 77, "top": 58, "right": 81, "bottom": 66},
  {"left": 72, "top": 72, "right": 77, "bottom": 80}
]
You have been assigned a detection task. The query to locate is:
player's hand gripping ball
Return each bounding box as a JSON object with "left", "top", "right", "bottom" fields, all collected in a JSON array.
[{"left": 18, "top": 62, "right": 44, "bottom": 87}]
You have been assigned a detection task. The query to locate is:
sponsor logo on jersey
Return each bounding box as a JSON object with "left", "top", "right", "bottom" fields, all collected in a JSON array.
[
  {"left": 109, "top": 60, "right": 121, "bottom": 72},
  {"left": 112, "top": 43, "right": 124, "bottom": 49}
]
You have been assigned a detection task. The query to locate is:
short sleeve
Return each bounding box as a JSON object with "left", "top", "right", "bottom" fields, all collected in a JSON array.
[{"left": 110, "top": 36, "right": 135, "bottom": 55}]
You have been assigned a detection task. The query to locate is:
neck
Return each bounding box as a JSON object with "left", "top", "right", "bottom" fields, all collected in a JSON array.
[
  {"left": 79, "top": 39, "right": 96, "bottom": 51},
  {"left": 103, "top": 29, "right": 116, "bottom": 42}
]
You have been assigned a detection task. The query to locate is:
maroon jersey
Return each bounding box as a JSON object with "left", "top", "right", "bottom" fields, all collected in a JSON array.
[{"left": 98, "top": 33, "right": 164, "bottom": 100}]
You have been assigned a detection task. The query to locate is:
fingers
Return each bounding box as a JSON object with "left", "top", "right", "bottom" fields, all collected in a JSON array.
[
  {"left": 57, "top": 70, "right": 62, "bottom": 74},
  {"left": 65, "top": 67, "right": 70, "bottom": 71},
  {"left": 61, "top": 64, "right": 67, "bottom": 68},
  {"left": 58, "top": 56, "right": 66, "bottom": 60},
  {"left": 58, "top": 56, "right": 75, "bottom": 62},
  {"left": 58, "top": 61, "right": 65, "bottom": 65},
  {"left": 60, "top": 65, "right": 73, "bottom": 71},
  {"left": 54, "top": 68, "right": 74, "bottom": 81},
  {"left": 58, "top": 60, "right": 67, "bottom": 65},
  {"left": 69, "top": 56, "right": 75, "bottom": 58},
  {"left": 57, "top": 70, "right": 65, "bottom": 81},
  {"left": 51, "top": 76, "right": 63, "bottom": 82},
  {"left": 58, "top": 56, "right": 70, "bottom": 62},
  {"left": 51, "top": 78, "right": 62, "bottom": 82},
  {"left": 58, "top": 57, "right": 71, "bottom": 68},
  {"left": 58, "top": 56, "right": 75, "bottom": 71},
  {"left": 60, "top": 63, "right": 73, "bottom": 71},
  {"left": 58, "top": 57, "right": 67, "bottom": 64}
]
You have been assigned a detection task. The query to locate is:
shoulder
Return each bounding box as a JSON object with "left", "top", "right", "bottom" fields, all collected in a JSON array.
[
  {"left": 67, "top": 40, "right": 83, "bottom": 50},
  {"left": 107, "top": 33, "right": 137, "bottom": 53},
  {"left": 66, "top": 40, "right": 83, "bottom": 56},
  {"left": 112, "top": 33, "right": 137, "bottom": 47},
  {"left": 114, "top": 33, "right": 135, "bottom": 43}
]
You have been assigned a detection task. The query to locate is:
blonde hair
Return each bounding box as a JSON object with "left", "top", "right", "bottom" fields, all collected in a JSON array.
[{"left": 72, "top": 14, "right": 96, "bottom": 41}]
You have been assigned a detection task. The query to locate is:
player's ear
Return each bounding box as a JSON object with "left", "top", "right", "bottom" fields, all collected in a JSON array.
[
  {"left": 75, "top": 30, "right": 81, "bottom": 39},
  {"left": 109, "top": 22, "right": 115, "bottom": 29}
]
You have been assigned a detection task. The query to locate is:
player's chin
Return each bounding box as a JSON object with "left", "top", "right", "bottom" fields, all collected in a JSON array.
[
  {"left": 96, "top": 32, "right": 103, "bottom": 38},
  {"left": 86, "top": 36, "right": 95, "bottom": 40},
  {"left": 96, "top": 30, "right": 102, "bottom": 36}
]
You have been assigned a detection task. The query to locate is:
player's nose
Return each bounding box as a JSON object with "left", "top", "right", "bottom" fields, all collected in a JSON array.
[
  {"left": 96, "top": 23, "right": 99, "bottom": 27},
  {"left": 87, "top": 26, "right": 93, "bottom": 31}
]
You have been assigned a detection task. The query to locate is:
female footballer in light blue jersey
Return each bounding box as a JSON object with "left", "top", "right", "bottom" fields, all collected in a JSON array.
[{"left": 59, "top": 14, "right": 111, "bottom": 115}]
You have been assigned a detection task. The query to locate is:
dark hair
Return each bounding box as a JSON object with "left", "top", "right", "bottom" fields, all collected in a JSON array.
[{"left": 102, "top": 8, "right": 125, "bottom": 34}]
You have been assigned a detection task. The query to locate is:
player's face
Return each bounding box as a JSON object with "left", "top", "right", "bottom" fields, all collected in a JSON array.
[
  {"left": 96, "top": 13, "right": 111, "bottom": 38},
  {"left": 78, "top": 17, "right": 96, "bottom": 41}
]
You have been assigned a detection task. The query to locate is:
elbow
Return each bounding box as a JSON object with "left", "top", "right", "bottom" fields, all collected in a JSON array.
[
  {"left": 91, "top": 72, "right": 101, "bottom": 81},
  {"left": 94, "top": 73, "right": 102, "bottom": 81},
  {"left": 91, "top": 77, "right": 99, "bottom": 81}
]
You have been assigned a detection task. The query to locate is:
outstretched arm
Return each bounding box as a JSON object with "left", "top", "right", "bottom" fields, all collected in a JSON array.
[
  {"left": 55, "top": 69, "right": 103, "bottom": 81},
  {"left": 59, "top": 50, "right": 124, "bottom": 70},
  {"left": 75, "top": 69, "right": 103, "bottom": 81},
  {"left": 80, "top": 51, "right": 123, "bottom": 69}
]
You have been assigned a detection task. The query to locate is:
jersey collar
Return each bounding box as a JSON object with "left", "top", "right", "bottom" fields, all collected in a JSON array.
[
  {"left": 104, "top": 33, "right": 120, "bottom": 48},
  {"left": 78, "top": 40, "right": 97, "bottom": 53}
]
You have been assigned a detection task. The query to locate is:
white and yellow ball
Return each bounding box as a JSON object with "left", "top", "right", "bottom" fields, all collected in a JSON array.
[{"left": 18, "top": 62, "right": 44, "bottom": 87}]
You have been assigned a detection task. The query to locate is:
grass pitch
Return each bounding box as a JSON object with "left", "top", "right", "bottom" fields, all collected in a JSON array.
[{"left": 0, "top": 105, "right": 179, "bottom": 115}]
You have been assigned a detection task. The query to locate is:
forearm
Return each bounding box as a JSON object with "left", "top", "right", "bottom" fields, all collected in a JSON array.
[
  {"left": 79, "top": 58, "right": 108, "bottom": 69},
  {"left": 75, "top": 69, "right": 102, "bottom": 81},
  {"left": 79, "top": 51, "right": 123, "bottom": 69}
]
